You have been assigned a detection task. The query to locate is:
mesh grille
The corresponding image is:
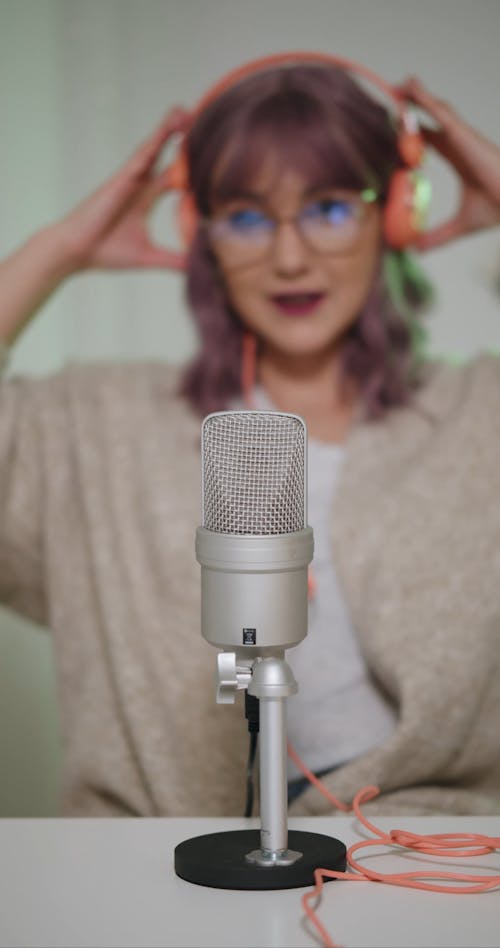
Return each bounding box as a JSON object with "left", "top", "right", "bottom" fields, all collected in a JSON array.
[{"left": 202, "top": 411, "right": 306, "bottom": 535}]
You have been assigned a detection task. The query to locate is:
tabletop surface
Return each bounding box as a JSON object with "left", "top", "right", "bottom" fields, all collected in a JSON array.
[{"left": 0, "top": 815, "right": 498, "bottom": 948}]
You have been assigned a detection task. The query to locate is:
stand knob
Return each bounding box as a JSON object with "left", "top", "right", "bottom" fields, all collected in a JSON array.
[{"left": 216, "top": 652, "right": 252, "bottom": 704}]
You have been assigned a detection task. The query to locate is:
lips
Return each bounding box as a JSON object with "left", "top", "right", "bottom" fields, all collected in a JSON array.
[{"left": 270, "top": 292, "right": 325, "bottom": 315}]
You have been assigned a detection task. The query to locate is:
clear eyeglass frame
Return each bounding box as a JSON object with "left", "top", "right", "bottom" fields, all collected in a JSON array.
[{"left": 203, "top": 187, "right": 379, "bottom": 268}]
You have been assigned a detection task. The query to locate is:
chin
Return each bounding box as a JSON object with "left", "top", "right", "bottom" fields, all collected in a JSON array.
[
  {"left": 269, "top": 321, "right": 350, "bottom": 358},
  {"left": 266, "top": 337, "right": 341, "bottom": 364}
]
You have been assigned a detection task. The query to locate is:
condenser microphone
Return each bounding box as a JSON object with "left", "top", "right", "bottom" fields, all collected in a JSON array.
[
  {"left": 196, "top": 410, "right": 313, "bottom": 655},
  {"left": 174, "top": 410, "right": 346, "bottom": 891}
]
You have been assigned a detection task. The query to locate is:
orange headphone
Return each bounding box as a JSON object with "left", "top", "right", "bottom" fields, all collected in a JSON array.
[{"left": 162, "top": 51, "right": 429, "bottom": 268}]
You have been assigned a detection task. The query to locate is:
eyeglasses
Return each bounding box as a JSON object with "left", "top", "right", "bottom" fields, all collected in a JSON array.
[{"left": 204, "top": 188, "right": 379, "bottom": 268}]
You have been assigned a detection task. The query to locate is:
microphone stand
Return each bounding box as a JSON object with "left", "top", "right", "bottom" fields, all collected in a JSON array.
[
  {"left": 245, "top": 652, "right": 302, "bottom": 866},
  {"left": 174, "top": 649, "right": 347, "bottom": 889}
]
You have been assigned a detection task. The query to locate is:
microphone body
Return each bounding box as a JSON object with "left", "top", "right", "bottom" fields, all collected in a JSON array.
[
  {"left": 196, "top": 409, "right": 312, "bottom": 655},
  {"left": 196, "top": 526, "right": 313, "bottom": 653}
]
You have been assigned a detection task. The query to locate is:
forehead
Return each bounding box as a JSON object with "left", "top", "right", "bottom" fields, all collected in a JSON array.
[
  {"left": 213, "top": 150, "right": 336, "bottom": 209},
  {"left": 239, "top": 157, "right": 311, "bottom": 199},
  {"left": 209, "top": 118, "right": 369, "bottom": 210}
]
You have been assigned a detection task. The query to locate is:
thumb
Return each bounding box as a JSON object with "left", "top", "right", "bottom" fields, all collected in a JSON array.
[
  {"left": 136, "top": 242, "right": 187, "bottom": 271},
  {"left": 415, "top": 215, "right": 465, "bottom": 252}
]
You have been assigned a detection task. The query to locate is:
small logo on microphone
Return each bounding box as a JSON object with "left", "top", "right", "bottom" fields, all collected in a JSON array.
[{"left": 242, "top": 628, "right": 257, "bottom": 645}]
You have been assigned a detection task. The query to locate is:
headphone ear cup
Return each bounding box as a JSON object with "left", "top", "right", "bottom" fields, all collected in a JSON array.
[
  {"left": 384, "top": 169, "right": 423, "bottom": 249},
  {"left": 176, "top": 191, "right": 199, "bottom": 248},
  {"left": 398, "top": 129, "right": 425, "bottom": 169}
]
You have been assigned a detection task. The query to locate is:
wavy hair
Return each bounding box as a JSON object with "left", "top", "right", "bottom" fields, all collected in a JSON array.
[{"left": 180, "top": 63, "right": 433, "bottom": 418}]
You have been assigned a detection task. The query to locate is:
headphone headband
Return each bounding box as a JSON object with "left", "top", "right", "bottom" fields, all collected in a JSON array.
[
  {"left": 194, "top": 51, "right": 403, "bottom": 120},
  {"left": 186, "top": 52, "right": 423, "bottom": 168},
  {"left": 163, "top": 51, "right": 429, "bottom": 260}
]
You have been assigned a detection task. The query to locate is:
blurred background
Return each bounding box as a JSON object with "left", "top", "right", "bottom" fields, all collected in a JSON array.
[{"left": 0, "top": 0, "right": 499, "bottom": 815}]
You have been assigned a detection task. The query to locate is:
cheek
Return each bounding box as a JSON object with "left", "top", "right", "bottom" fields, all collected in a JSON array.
[
  {"left": 330, "top": 234, "right": 381, "bottom": 311},
  {"left": 219, "top": 269, "right": 263, "bottom": 321},
  {"left": 337, "top": 255, "right": 379, "bottom": 304}
]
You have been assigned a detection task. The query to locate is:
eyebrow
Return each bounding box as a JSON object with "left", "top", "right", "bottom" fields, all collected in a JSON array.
[
  {"left": 218, "top": 183, "right": 341, "bottom": 205},
  {"left": 224, "top": 189, "right": 268, "bottom": 203}
]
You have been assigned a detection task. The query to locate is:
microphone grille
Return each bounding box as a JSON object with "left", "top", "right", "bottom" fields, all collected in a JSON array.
[{"left": 201, "top": 411, "right": 306, "bottom": 535}]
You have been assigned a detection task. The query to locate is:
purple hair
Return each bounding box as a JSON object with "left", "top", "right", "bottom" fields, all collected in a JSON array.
[{"left": 180, "top": 63, "right": 433, "bottom": 418}]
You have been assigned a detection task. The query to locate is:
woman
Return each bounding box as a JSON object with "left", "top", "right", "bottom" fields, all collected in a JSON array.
[{"left": 1, "top": 58, "right": 499, "bottom": 817}]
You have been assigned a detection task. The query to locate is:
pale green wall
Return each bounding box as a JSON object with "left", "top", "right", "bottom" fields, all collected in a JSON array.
[
  {"left": 0, "top": 609, "right": 61, "bottom": 815},
  {"left": 1, "top": 0, "right": 499, "bottom": 815},
  {"left": 0, "top": 0, "right": 67, "bottom": 816}
]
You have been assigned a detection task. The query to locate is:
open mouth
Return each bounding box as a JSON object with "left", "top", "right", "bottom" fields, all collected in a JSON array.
[{"left": 270, "top": 292, "right": 325, "bottom": 315}]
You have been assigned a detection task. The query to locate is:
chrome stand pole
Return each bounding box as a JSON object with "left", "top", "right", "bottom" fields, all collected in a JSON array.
[{"left": 245, "top": 654, "right": 302, "bottom": 867}]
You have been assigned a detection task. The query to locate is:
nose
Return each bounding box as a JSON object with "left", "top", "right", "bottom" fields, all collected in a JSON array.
[{"left": 271, "top": 220, "right": 310, "bottom": 275}]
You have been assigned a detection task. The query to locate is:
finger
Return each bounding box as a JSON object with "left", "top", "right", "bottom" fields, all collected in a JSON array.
[
  {"left": 124, "top": 107, "right": 191, "bottom": 181},
  {"left": 421, "top": 116, "right": 500, "bottom": 200},
  {"left": 420, "top": 126, "right": 454, "bottom": 159},
  {"left": 129, "top": 166, "right": 177, "bottom": 216},
  {"left": 73, "top": 109, "right": 189, "bottom": 220},
  {"left": 83, "top": 108, "right": 191, "bottom": 220},
  {"left": 415, "top": 216, "right": 466, "bottom": 252},
  {"left": 143, "top": 167, "right": 171, "bottom": 201},
  {"left": 396, "top": 77, "right": 458, "bottom": 128},
  {"left": 419, "top": 126, "right": 472, "bottom": 177},
  {"left": 135, "top": 243, "right": 187, "bottom": 271}
]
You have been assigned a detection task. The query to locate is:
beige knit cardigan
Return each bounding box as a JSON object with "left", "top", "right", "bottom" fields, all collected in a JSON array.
[{"left": 1, "top": 355, "right": 499, "bottom": 817}]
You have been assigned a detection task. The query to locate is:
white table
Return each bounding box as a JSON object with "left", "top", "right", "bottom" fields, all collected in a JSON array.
[{"left": 0, "top": 816, "right": 498, "bottom": 947}]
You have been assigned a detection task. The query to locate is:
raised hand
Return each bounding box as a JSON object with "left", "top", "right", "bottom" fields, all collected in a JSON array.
[
  {"left": 399, "top": 77, "right": 500, "bottom": 251},
  {"left": 58, "top": 107, "right": 191, "bottom": 272}
]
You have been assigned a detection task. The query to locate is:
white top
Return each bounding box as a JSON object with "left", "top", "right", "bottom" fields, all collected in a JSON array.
[
  {"left": 286, "top": 435, "right": 397, "bottom": 778},
  {"left": 247, "top": 388, "right": 397, "bottom": 779}
]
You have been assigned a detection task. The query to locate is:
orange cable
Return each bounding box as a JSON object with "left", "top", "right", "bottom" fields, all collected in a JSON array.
[{"left": 288, "top": 741, "right": 500, "bottom": 948}]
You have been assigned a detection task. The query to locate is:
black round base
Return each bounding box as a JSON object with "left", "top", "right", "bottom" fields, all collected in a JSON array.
[{"left": 174, "top": 829, "right": 346, "bottom": 890}]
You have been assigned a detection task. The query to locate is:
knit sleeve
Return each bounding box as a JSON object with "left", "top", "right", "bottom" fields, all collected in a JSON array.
[{"left": 0, "top": 353, "right": 47, "bottom": 625}]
